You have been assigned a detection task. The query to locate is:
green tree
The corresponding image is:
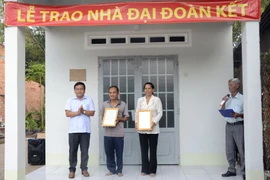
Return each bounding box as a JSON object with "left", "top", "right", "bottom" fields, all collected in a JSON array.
[
  {"left": 233, "top": 0, "right": 270, "bottom": 47},
  {"left": 233, "top": 21, "right": 241, "bottom": 48},
  {"left": 262, "top": 0, "right": 270, "bottom": 12},
  {"left": 26, "top": 63, "right": 45, "bottom": 130},
  {"left": 25, "top": 27, "right": 45, "bottom": 68},
  {"left": 0, "top": 0, "right": 46, "bottom": 131}
]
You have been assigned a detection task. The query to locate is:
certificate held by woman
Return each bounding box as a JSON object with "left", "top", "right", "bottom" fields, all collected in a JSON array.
[{"left": 137, "top": 110, "right": 153, "bottom": 131}]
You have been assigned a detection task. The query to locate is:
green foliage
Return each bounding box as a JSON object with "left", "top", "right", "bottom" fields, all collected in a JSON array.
[
  {"left": 25, "top": 108, "right": 45, "bottom": 131},
  {"left": 25, "top": 111, "right": 39, "bottom": 131},
  {"left": 262, "top": 0, "right": 270, "bottom": 12},
  {"left": 25, "top": 63, "right": 45, "bottom": 130},
  {"left": 25, "top": 60, "right": 45, "bottom": 132},
  {"left": 233, "top": 0, "right": 270, "bottom": 47},
  {"left": 233, "top": 21, "right": 241, "bottom": 47},
  {"left": 25, "top": 27, "right": 45, "bottom": 68},
  {"left": 24, "top": 27, "right": 46, "bottom": 131},
  {"left": 26, "top": 62, "right": 45, "bottom": 85}
]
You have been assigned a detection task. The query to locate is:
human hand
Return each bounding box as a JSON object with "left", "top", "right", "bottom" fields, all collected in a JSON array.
[
  {"left": 230, "top": 113, "right": 239, "bottom": 118},
  {"left": 78, "top": 105, "right": 83, "bottom": 115},
  {"left": 222, "top": 95, "right": 229, "bottom": 101},
  {"left": 115, "top": 118, "right": 119, "bottom": 124},
  {"left": 151, "top": 122, "right": 155, "bottom": 129}
]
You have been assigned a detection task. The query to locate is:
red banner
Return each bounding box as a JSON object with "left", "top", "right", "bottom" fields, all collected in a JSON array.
[{"left": 5, "top": 1, "right": 260, "bottom": 27}]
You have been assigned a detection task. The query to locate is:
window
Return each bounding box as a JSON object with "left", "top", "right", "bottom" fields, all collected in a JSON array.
[
  {"left": 111, "top": 38, "right": 126, "bottom": 44},
  {"left": 85, "top": 30, "right": 191, "bottom": 49},
  {"left": 130, "top": 37, "right": 146, "bottom": 43},
  {"left": 91, "top": 38, "right": 106, "bottom": 44},
  {"left": 150, "top": 37, "right": 165, "bottom": 43},
  {"left": 169, "top": 36, "right": 185, "bottom": 42}
]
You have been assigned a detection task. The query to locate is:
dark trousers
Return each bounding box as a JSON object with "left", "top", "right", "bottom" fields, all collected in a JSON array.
[
  {"left": 139, "top": 133, "right": 159, "bottom": 174},
  {"left": 226, "top": 124, "right": 245, "bottom": 175},
  {"left": 69, "top": 133, "right": 90, "bottom": 172},
  {"left": 104, "top": 136, "right": 124, "bottom": 174}
]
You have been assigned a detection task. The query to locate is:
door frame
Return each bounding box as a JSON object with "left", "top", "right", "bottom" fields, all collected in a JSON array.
[{"left": 98, "top": 55, "right": 180, "bottom": 165}]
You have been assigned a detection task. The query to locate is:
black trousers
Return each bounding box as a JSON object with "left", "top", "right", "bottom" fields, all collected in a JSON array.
[
  {"left": 69, "top": 133, "right": 90, "bottom": 172},
  {"left": 139, "top": 133, "right": 159, "bottom": 174}
]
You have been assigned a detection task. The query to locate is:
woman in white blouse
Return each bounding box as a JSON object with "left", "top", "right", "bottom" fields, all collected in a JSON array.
[{"left": 135, "top": 82, "right": 163, "bottom": 178}]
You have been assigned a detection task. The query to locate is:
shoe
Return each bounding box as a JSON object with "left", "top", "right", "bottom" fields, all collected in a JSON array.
[
  {"left": 243, "top": 174, "right": 246, "bottom": 180},
  {"left": 68, "top": 172, "right": 75, "bottom": 179},
  {"left": 150, "top": 173, "right": 156, "bottom": 178},
  {"left": 141, "top": 173, "right": 147, "bottom": 176},
  {"left": 221, "top": 171, "right": 236, "bottom": 177},
  {"left": 118, "top": 173, "right": 123, "bottom": 177},
  {"left": 81, "top": 170, "right": 89, "bottom": 177}
]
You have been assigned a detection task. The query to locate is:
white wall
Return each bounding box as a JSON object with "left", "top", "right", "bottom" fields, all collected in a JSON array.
[
  {"left": 46, "top": 23, "right": 233, "bottom": 166},
  {"left": 178, "top": 24, "right": 233, "bottom": 165}
]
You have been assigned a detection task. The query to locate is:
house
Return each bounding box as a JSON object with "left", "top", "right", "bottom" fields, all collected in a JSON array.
[{"left": 4, "top": 0, "right": 264, "bottom": 180}]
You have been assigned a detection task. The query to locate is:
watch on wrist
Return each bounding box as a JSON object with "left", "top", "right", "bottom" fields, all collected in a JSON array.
[{"left": 83, "top": 110, "right": 86, "bottom": 114}]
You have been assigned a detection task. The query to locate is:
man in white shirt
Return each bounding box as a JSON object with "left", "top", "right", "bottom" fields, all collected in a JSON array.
[
  {"left": 221, "top": 78, "right": 245, "bottom": 180},
  {"left": 65, "top": 82, "right": 95, "bottom": 179}
]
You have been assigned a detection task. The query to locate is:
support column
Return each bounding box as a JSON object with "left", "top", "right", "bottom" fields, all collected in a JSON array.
[
  {"left": 4, "top": 26, "right": 26, "bottom": 180},
  {"left": 241, "top": 21, "right": 264, "bottom": 180}
]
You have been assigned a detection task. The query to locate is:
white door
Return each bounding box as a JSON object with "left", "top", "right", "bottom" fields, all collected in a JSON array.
[{"left": 99, "top": 55, "right": 179, "bottom": 164}]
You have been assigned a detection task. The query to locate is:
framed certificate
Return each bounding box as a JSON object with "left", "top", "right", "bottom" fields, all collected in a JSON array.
[
  {"left": 137, "top": 110, "right": 153, "bottom": 130},
  {"left": 102, "top": 108, "right": 119, "bottom": 127}
]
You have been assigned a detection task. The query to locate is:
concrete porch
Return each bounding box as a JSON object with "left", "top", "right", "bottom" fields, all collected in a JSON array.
[
  {"left": 25, "top": 165, "right": 244, "bottom": 180},
  {"left": 0, "top": 142, "right": 244, "bottom": 180}
]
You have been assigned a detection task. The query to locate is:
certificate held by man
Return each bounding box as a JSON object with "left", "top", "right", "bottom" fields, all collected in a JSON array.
[
  {"left": 102, "top": 108, "right": 119, "bottom": 127},
  {"left": 137, "top": 110, "right": 153, "bottom": 130}
]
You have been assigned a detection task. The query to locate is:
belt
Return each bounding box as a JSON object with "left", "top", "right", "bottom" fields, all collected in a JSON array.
[{"left": 227, "top": 121, "right": 243, "bottom": 125}]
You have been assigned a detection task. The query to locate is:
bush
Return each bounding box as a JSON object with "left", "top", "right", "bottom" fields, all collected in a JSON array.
[{"left": 25, "top": 109, "right": 43, "bottom": 132}]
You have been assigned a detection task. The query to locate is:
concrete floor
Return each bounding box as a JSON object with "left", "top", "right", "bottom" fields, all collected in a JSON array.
[
  {"left": 0, "top": 140, "right": 244, "bottom": 180},
  {"left": 25, "top": 165, "right": 244, "bottom": 180}
]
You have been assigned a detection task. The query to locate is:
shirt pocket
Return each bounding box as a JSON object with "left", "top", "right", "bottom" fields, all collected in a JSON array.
[
  {"left": 82, "top": 103, "right": 90, "bottom": 110},
  {"left": 233, "top": 102, "right": 243, "bottom": 113}
]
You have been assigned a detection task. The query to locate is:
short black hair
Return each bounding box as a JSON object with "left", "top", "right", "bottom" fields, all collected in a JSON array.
[
  {"left": 74, "top": 82, "right": 85, "bottom": 90},
  {"left": 143, "top": 82, "right": 155, "bottom": 90},
  {"left": 109, "top": 85, "right": 119, "bottom": 93}
]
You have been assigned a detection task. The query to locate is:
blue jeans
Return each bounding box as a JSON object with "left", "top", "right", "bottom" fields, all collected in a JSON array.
[{"left": 104, "top": 136, "right": 124, "bottom": 174}]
